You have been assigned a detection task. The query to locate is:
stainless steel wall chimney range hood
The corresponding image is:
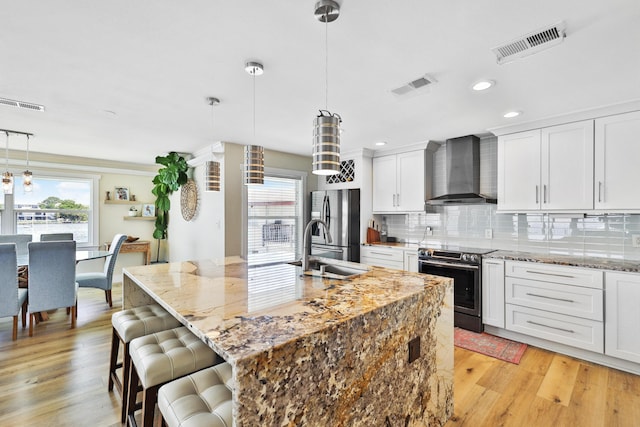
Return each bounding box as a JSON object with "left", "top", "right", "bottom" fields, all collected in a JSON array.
[{"left": 426, "top": 135, "right": 496, "bottom": 205}]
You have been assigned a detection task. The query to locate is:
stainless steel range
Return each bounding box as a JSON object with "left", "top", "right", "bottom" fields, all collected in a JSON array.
[{"left": 418, "top": 246, "right": 495, "bottom": 332}]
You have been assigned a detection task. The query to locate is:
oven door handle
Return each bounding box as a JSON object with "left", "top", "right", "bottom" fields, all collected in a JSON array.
[{"left": 418, "top": 260, "right": 479, "bottom": 271}]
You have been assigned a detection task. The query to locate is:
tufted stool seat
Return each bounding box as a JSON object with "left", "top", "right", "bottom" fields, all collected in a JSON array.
[
  {"left": 110, "top": 304, "right": 182, "bottom": 423},
  {"left": 158, "top": 362, "right": 234, "bottom": 427},
  {"left": 125, "top": 326, "right": 221, "bottom": 427}
]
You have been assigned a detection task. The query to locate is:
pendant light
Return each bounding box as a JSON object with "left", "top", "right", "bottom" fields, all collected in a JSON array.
[
  {"left": 23, "top": 134, "right": 33, "bottom": 192},
  {"left": 312, "top": 0, "right": 341, "bottom": 176},
  {"left": 205, "top": 97, "right": 221, "bottom": 192},
  {"left": 2, "top": 132, "right": 13, "bottom": 195},
  {"left": 244, "top": 61, "right": 264, "bottom": 185}
]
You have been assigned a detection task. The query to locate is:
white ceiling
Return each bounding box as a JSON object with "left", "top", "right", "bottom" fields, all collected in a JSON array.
[{"left": 2, "top": 0, "right": 639, "bottom": 164}]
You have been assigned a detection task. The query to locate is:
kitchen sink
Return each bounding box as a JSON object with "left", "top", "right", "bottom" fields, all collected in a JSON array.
[{"left": 288, "top": 259, "right": 370, "bottom": 280}]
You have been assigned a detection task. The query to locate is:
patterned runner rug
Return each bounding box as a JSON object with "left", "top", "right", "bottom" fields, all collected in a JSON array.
[{"left": 454, "top": 327, "right": 527, "bottom": 364}]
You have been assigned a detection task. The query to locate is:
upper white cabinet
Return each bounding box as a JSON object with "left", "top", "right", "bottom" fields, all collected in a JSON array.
[
  {"left": 594, "top": 111, "right": 640, "bottom": 210},
  {"left": 498, "top": 120, "right": 594, "bottom": 211},
  {"left": 373, "top": 150, "right": 425, "bottom": 212},
  {"left": 604, "top": 271, "right": 640, "bottom": 364}
]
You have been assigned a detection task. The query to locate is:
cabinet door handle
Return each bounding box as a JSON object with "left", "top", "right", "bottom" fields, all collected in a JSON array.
[
  {"left": 396, "top": 193, "right": 400, "bottom": 207},
  {"left": 543, "top": 185, "right": 547, "bottom": 204},
  {"left": 392, "top": 194, "right": 396, "bottom": 207},
  {"left": 598, "top": 181, "right": 603, "bottom": 203},
  {"left": 525, "top": 270, "right": 575, "bottom": 279},
  {"left": 526, "top": 320, "right": 574, "bottom": 334},
  {"left": 525, "top": 292, "right": 574, "bottom": 303},
  {"left": 535, "top": 185, "right": 539, "bottom": 204}
]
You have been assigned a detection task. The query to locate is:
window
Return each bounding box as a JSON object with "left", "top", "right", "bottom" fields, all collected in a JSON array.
[
  {"left": 245, "top": 173, "right": 305, "bottom": 266},
  {"left": 2, "top": 173, "right": 98, "bottom": 246}
]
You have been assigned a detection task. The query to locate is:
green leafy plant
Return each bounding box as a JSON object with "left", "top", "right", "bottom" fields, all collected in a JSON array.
[{"left": 151, "top": 152, "right": 189, "bottom": 241}]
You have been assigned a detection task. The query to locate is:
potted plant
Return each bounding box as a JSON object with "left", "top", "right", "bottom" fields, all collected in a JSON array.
[{"left": 151, "top": 152, "right": 189, "bottom": 261}]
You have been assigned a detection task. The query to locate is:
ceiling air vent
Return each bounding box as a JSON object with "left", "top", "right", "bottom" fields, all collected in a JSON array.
[
  {"left": 391, "top": 74, "right": 436, "bottom": 96},
  {"left": 0, "top": 97, "right": 45, "bottom": 112},
  {"left": 492, "top": 21, "right": 566, "bottom": 65}
]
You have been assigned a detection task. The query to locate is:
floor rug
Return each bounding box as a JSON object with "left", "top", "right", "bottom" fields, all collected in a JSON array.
[{"left": 454, "top": 327, "right": 527, "bottom": 364}]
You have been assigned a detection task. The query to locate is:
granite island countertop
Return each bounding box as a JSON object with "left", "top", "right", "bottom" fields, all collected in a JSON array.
[
  {"left": 486, "top": 250, "right": 640, "bottom": 273},
  {"left": 122, "top": 256, "right": 453, "bottom": 427}
]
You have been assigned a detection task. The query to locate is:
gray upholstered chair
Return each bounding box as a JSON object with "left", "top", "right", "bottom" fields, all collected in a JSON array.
[
  {"left": 27, "top": 240, "right": 77, "bottom": 336},
  {"left": 0, "top": 243, "right": 27, "bottom": 340},
  {"left": 76, "top": 234, "right": 126, "bottom": 307},
  {"left": 40, "top": 233, "right": 74, "bottom": 241},
  {"left": 0, "top": 234, "right": 32, "bottom": 258}
]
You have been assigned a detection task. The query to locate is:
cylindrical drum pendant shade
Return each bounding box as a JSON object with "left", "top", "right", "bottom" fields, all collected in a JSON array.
[
  {"left": 205, "top": 161, "right": 220, "bottom": 192},
  {"left": 312, "top": 113, "right": 341, "bottom": 175},
  {"left": 244, "top": 145, "right": 264, "bottom": 185}
]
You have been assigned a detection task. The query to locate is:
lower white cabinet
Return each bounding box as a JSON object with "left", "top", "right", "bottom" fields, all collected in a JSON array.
[
  {"left": 605, "top": 271, "right": 640, "bottom": 363},
  {"left": 403, "top": 250, "right": 418, "bottom": 273},
  {"left": 360, "top": 246, "right": 404, "bottom": 270},
  {"left": 504, "top": 261, "right": 604, "bottom": 352},
  {"left": 482, "top": 259, "right": 505, "bottom": 328}
]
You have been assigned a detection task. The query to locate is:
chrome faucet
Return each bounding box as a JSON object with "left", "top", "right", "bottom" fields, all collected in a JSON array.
[{"left": 302, "top": 219, "right": 332, "bottom": 271}]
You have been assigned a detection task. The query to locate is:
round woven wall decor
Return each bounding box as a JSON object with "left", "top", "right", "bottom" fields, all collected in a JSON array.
[{"left": 180, "top": 179, "right": 198, "bottom": 221}]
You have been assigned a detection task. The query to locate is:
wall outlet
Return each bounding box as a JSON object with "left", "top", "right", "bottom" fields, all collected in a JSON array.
[
  {"left": 426, "top": 226, "right": 433, "bottom": 236},
  {"left": 408, "top": 336, "right": 420, "bottom": 363},
  {"left": 485, "top": 229, "right": 493, "bottom": 239},
  {"left": 633, "top": 235, "right": 640, "bottom": 248}
]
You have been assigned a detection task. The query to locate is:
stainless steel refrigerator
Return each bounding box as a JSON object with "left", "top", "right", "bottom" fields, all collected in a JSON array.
[{"left": 310, "top": 189, "right": 360, "bottom": 262}]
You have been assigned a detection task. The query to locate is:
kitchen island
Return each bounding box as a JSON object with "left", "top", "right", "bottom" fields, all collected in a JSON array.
[{"left": 122, "top": 257, "right": 453, "bottom": 426}]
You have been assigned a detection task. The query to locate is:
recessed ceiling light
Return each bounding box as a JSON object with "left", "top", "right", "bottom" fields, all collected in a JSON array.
[
  {"left": 503, "top": 111, "right": 522, "bottom": 118},
  {"left": 472, "top": 80, "right": 494, "bottom": 91},
  {"left": 375, "top": 141, "right": 387, "bottom": 146}
]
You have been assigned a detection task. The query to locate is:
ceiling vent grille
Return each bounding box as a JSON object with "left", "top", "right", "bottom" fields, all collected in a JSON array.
[
  {"left": 492, "top": 21, "right": 566, "bottom": 64},
  {"left": 0, "top": 97, "right": 45, "bottom": 112},
  {"left": 391, "top": 74, "right": 437, "bottom": 96}
]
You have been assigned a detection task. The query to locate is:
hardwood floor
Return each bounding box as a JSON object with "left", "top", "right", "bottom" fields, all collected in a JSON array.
[{"left": 1, "top": 283, "right": 639, "bottom": 426}]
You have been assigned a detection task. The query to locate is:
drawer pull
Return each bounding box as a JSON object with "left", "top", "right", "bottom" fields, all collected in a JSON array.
[
  {"left": 525, "top": 270, "right": 575, "bottom": 279},
  {"left": 525, "top": 292, "right": 574, "bottom": 303},
  {"left": 526, "top": 320, "right": 574, "bottom": 334},
  {"left": 370, "top": 251, "right": 393, "bottom": 257}
]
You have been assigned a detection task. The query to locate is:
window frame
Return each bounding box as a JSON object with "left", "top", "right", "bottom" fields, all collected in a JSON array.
[
  {"left": 1, "top": 170, "right": 100, "bottom": 248},
  {"left": 241, "top": 167, "right": 308, "bottom": 263}
]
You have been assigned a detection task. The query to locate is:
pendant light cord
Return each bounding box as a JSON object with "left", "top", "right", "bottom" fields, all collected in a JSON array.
[
  {"left": 325, "top": 13, "right": 329, "bottom": 111},
  {"left": 253, "top": 70, "right": 256, "bottom": 141},
  {"left": 26, "top": 135, "right": 30, "bottom": 168},
  {"left": 4, "top": 131, "right": 9, "bottom": 170}
]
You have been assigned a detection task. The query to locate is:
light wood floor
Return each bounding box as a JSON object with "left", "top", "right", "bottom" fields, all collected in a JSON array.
[{"left": 1, "top": 283, "right": 639, "bottom": 427}]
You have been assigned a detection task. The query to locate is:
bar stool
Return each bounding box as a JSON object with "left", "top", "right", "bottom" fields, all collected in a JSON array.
[
  {"left": 125, "top": 326, "right": 221, "bottom": 427},
  {"left": 158, "top": 362, "right": 234, "bottom": 427},
  {"left": 110, "top": 305, "right": 182, "bottom": 423}
]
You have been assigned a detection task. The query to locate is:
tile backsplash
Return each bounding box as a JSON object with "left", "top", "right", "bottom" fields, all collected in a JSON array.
[{"left": 373, "top": 135, "right": 640, "bottom": 260}]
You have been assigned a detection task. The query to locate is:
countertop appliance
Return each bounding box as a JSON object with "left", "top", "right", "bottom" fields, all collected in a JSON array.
[
  {"left": 418, "top": 245, "right": 496, "bottom": 332},
  {"left": 310, "top": 189, "right": 360, "bottom": 262}
]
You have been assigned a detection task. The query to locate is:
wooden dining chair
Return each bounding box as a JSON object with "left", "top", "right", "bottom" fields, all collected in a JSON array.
[
  {"left": 40, "top": 233, "right": 74, "bottom": 241},
  {"left": 27, "top": 241, "right": 78, "bottom": 336},
  {"left": 76, "top": 234, "right": 127, "bottom": 307},
  {"left": 0, "top": 243, "right": 27, "bottom": 340}
]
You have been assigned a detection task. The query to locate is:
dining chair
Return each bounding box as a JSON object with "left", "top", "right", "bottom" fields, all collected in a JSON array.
[
  {"left": 0, "top": 234, "right": 32, "bottom": 258},
  {"left": 27, "top": 240, "right": 77, "bottom": 336},
  {"left": 0, "top": 243, "right": 27, "bottom": 340},
  {"left": 40, "top": 233, "right": 74, "bottom": 241},
  {"left": 76, "top": 234, "right": 127, "bottom": 307}
]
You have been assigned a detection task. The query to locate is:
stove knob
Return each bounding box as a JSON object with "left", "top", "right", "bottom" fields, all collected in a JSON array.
[
  {"left": 469, "top": 255, "right": 479, "bottom": 263},
  {"left": 461, "top": 254, "right": 469, "bottom": 262}
]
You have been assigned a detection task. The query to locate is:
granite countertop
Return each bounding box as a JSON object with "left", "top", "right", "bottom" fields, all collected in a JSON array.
[
  {"left": 122, "top": 256, "right": 454, "bottom": 425},
  {"left": 486, "top": 250, "right": 640, "bottom": 273},
  {"left": 123, "top": 256, "right": 450, "bottom": 363},
  {"left": 362, "top": 242, "right": 419, "bottom": 250}
]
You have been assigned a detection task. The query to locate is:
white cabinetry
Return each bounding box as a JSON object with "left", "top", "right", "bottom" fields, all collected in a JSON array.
[
  {"left": 403, "top": 250, "right": 418, "bottom": 273},
  {"left": 372, "top": 150, "right": 425, "bottom": 212},
  {"left": 482, "top": 259, "right": 505, "bottom": 328},
  {"left": 498, "top": 120, "right": 594, "bottom": 211},
  {"left": 604, "top": 271, "right": 640, "bottom": 363},
  {"left": 360, "top": 246, "right": 404, "bottom": 270},
  {"left": 594, "top": 111, "right": 640, "bottom": 210},
  {"left": 504, "top": 261, "right": 604, "bottom": 352}
]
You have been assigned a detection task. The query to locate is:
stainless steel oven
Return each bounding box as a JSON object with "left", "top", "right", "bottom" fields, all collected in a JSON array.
[{"left": 418, "top": 247, "right": 494, "bottom": 332}]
